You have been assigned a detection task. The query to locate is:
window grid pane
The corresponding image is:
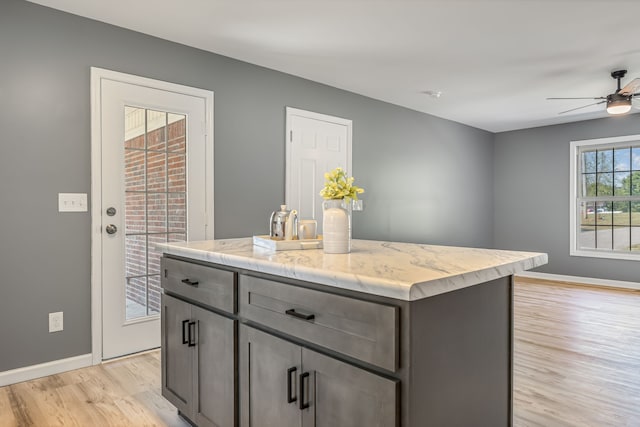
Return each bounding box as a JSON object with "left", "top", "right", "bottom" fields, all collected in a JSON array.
[
  {"left": 613, "top": 172, "right": 630, "bottom": 196},
  {"left": 632, "top": 169, "right": 640, "bottom": 196},
  {"left": 578, "top": 202, "right": 596, "bottom": 250},
  {"left": 633, "top": 147, "right": 640, "bottom": 170},
  {"left": 596, "top": 150, "right": 613, "bottom": 173},
  {"left": 582, "top": 173, "right": 596, "bottom": 197},
  {"left": 614, "top": 148, "right": 631, "bottom": 171},
  {"left": 596, "top": 173, "right": 613, "bottom": 196}
]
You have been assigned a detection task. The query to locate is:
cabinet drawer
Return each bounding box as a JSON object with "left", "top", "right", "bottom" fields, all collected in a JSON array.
[
  {"left": 162, "top": 257, "right": 236, "bottom": 314},
  {"left": 239, "top": 275, "right": 398, "bottom": 371}
]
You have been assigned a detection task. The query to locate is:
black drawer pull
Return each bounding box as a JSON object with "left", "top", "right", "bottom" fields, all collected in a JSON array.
[
  {"left": 181, "top": 319, "right": 189, "bottom": 345},
  {"left": 299, "top": 372, "right": 310, "bottom": 410},
  {"left": 187, "top": 321, "right": 196, "bottom": 347},
  {"left": 285, "top": 309, "right": 315, "bottom": 321},
  {"left": 181, "top": 278, "right": 199, "bottom": 287},
  {"left": 287, "top": 367, "right": 297, "bottom": 403}
]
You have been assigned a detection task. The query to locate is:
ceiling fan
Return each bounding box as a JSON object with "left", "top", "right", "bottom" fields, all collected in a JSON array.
[{"left": 547, "top": 69, "right": 640, "bottom": 115}]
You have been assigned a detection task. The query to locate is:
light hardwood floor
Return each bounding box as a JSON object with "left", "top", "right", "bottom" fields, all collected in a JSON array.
[
  {"left": 1, "top": 280, "right": 639, "bottom": 426},
  {"left": 0, "top": 350, "right": 189, "bottom": 427},
  {"left": 513, "top": 279, "right": 640, "bottom": 426}
]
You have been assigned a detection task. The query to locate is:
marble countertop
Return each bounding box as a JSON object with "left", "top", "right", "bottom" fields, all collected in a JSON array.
[{"left": 158, "top": 238, "right": 547, "bottom": 301}]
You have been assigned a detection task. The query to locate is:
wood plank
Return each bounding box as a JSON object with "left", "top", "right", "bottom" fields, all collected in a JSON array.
[{"left": 0, "top": 387, "right": 17, "bottom": 427}]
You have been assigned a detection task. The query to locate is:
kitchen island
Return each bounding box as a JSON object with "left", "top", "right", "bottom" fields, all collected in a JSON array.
[{"left": 159, "top": 238, "right": 547, "bottom": 427}]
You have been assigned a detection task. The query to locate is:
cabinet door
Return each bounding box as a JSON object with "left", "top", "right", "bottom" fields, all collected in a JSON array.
[
  {"left": 301, "top": 348, "right": 398, "bottom": 427},
  {"left": 161, "top": 293, "right": 193, "bottom": 415},
  {"left": 193, "top": 306, "right": 237, "bottom": 427},
  {"left": 239, "top": 325, "right": 302, "bottom": 427}
]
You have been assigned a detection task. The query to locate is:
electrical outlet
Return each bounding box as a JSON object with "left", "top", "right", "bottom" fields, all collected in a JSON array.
[{"left": 49, "top": 312, "right": 63, "bottom": 333}]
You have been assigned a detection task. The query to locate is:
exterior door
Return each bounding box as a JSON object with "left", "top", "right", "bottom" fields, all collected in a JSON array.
[
  {"left": 285, "top": 108, "right": 352, "bottom": 232},
  {"left": 93, "top": 68, "right": 213, "bottom": 360}
]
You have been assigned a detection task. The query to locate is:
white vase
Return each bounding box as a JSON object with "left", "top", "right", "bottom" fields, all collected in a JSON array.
[{"left": 322, "top": 199, "right": 351, "bottom": 254}]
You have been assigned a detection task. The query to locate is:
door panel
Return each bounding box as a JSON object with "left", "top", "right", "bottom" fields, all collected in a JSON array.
[
  {"left": 193, "top": 306, "right": 236, "bottom": 427},
  {"left": 301, "top": 348, "right": 398, "bottom": 427},
  {"left": 240, "top": 325, "right": 301, "bottom": 427},
  {"left": 286, "top": 108, "right": 351, "bottom": 232},
  {"left": 161, "top": 294, "right": 193, "bottom": 415}
]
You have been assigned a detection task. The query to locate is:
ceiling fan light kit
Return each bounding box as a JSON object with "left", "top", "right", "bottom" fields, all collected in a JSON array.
[
  {"left": 548, "top": 69, "right": 640, "bottom": 116},
  {"left": 606, "top": 93, "right": 632, "bottom": 115}
]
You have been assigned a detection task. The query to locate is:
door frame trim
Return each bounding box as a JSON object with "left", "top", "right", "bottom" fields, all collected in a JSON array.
[
  {"left": 284, "top": 107, "right": 353, "bottom": 211},
  {"left": 90, "top": 67, "right": 214, "bottom": 364}
]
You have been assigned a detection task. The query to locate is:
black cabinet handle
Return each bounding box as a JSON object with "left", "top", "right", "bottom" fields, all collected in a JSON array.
[
  {"left": 181, "top": 320, "right": 189, "bottom": 345},
  {"left": 299, "top": 372, "right": 310, "bottom": 410},
  {"left": 181, "top": 278, "right": 199, "bottom": 287},
  {"left": 287, "top": 367, "right": 297, "bottom": 403},
  {"left": 285, "top": 309, "right": 315, "bottom": 321},
  {"left": 187, "top": 321, "right": 196, "bottom": 347}
]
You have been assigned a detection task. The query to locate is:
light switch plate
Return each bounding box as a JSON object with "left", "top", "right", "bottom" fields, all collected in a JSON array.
[
  {"left": 58, "top": 193, "right": 88, "bottom": 212},
  {"left": 49, "top": 312, "right": 63, "bottom": 333}
]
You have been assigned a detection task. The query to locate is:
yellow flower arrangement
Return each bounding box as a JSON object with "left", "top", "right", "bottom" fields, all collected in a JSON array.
[{"left": 319, "top": 167, "right": 364, "bottom": 200}]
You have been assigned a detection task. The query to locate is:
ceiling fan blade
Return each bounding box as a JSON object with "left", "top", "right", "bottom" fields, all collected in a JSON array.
[
  {"left": 558, "top": 100, "right": 606, "bottom": 115},
  {"left": 618, "top": 78, "right": 640, "bottom": 96},
  {"left": 547, "top": 97, "right": 606, "bottom": 100}
]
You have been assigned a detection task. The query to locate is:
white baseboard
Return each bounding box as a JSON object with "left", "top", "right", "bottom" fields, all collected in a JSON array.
[
  {"left": 0, "top": 353, "right": 93, "bottom": 387},
  {"left": 516, "top": 271, "right": 640, "bottom": 291}
]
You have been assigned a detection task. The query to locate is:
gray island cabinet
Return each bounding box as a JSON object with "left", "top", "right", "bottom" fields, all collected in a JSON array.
[{"left": 159, "top": 238, "right": 547, "bottom": 427}]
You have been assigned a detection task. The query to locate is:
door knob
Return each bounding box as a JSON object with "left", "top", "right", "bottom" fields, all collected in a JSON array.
[{"left": 105, "top": 224, "right": 118, "bottom": 235}]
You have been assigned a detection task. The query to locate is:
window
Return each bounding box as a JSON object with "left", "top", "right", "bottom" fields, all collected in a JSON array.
[{"left": 570, "top": 135, "right": 640, "bottom": 260}]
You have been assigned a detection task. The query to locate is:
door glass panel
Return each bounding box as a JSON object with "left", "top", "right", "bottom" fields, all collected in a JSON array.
[
  {"left": 125, "top": 235, "right": 147, "bottom": 277},
  {"left": 168, "top": 193, "right": 187, "bottom": 233},
  {"left": 125, "top": 192, "right": 146, "bottom": 233},
  {"left": 147, "top": 151, "right": 167, "bottom": 192},
  {"left": 148, "top": 193, "right": 168, "bottom": 233},
  {"left": 124, "top": 106, "right": 187, "bottom": 320}
]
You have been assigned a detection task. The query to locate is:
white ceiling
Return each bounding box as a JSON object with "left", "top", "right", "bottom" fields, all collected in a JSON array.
[{"left": 27, "top": 0, "right": 640, "bottom": 132}]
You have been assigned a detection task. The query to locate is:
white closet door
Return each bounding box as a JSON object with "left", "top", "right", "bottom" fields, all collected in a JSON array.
[{"left": 286, "top": 108, "right": 352, "bottom": 232}]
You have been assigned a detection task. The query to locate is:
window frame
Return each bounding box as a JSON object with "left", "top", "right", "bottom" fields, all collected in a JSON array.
[{"left": 570, "top": 134, "right": 640, "bottom": 261}]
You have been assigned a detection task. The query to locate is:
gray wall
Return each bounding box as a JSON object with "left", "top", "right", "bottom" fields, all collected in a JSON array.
[
  {"left": 0, "top": 0, "right": 493, "bottom": 371},
  {"left": 354, "top": 107, "right": 494, "bottom": 246},
  {"left": 494, "top": 115, "right": 640, "bottom": 283}
]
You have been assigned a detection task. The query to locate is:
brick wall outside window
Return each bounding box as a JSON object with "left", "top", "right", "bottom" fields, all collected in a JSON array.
[{"left": 124, "top": 116, "right": 186, "bottom": 317}]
